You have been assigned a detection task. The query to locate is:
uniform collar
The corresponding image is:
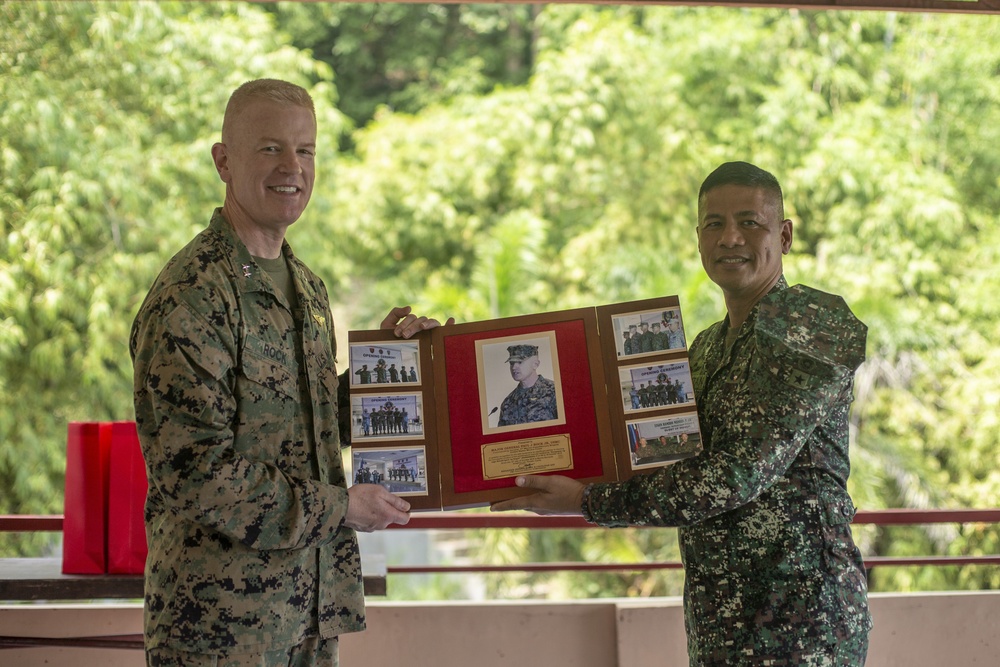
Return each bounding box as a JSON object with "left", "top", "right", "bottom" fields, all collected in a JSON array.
[
  {"left": 209, "top": 207, "right": 299, "bottom": 295},
  {"left": 723, "top": 274, "right": 789, "bottom": 340}
]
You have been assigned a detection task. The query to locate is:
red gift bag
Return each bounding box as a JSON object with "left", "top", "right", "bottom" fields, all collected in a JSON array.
[
  {"left": 62, "top": 422, "right": 111, "bottom": 574},
  {"left": 106, "top": 421, "right": 149, "bottom": 574}
]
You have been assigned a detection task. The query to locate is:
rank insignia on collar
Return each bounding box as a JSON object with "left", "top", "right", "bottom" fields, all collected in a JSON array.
[
  {"left": 313, "top": 313, "right": 326, "bottom": 329},
  {"left": 242, "top": 264, "right": 252, "bottom": 278}
]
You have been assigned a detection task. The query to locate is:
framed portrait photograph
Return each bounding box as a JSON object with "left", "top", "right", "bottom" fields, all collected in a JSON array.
[
  {"left": 351, "top": 446, "right": 429, "bottom": 497},
  {"left": 476, "top": 330, "right": 567, "bottom": 434},
  {"left": 431, "top": 307, "right": 617, "bottom": 509},
  {"left": 624, "top": 412, "right": 702, "bottom": 471}
]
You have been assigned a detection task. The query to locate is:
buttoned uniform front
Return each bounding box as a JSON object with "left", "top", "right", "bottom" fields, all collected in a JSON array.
[
  {"left": 131, "top": 209, "right": 364, "bottom": 656},
  {"left": 585, "top": 278, "right": 872, "bottom": 665}
]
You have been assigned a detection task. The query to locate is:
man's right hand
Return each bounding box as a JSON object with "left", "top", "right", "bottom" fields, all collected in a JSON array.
[{"left": 345, "top": 484, "right": 411, "bottom": 532}]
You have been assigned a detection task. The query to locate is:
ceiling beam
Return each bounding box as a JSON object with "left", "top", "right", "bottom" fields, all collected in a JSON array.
[{"left": 276, "top": 0, "right": 1000, "bottom": 15}]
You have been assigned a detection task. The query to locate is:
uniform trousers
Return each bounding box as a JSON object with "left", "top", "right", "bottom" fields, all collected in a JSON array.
[{"left": 147, "top": 636, "right": 338, "bottom": 667}]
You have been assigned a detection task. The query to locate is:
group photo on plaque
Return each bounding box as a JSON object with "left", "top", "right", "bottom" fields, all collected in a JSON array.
[
  {"left": 618, "top": 361, "right": 695, "bottom": 413},
  {"left": 626, "top": 412, "right": 702, "bottom": 469},
  {"left": 350, "top": 393, "right": 424, "bottom": 441},
  {"left": 352, "top": 447, "right": 429, "bottom": 497},
  {"left": 612, "top": 305, "right": 687, "bottom": 358},
  {"left": 349, "top": 340, "right": 422, "bottom": 386}
]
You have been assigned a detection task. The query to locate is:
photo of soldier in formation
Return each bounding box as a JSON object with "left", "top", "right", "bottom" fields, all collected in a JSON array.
[
  {"left": 350, "top": 393, "right": 423, "bottom": 441},
  {"left": 349, "top": 340, "right": 422, "bottom": 386},
  {"left": 614, "top": 306, "right": 687, "bottom": 357},
  {"left": 352, "top": 447, "right": 428, "bottom": 497},
  {"left": 618, "top": 361, "right": 694, "bottom": 413}
]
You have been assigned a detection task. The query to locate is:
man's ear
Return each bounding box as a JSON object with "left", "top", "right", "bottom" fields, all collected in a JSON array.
[
  {"left": 211, "top": 142, "right": 230, "bottom": 184},
  {"left": 780, "top": 218, "right": 793, "bottom": 254}
]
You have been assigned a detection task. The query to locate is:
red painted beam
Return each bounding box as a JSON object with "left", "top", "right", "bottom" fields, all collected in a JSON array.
[{"left": 4, "top": 509, "right": 1000, "bottom": 532}]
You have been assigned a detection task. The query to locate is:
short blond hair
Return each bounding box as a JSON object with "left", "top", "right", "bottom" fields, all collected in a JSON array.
[{"left": 221, "top": 78, "right": 315, "bottom": 142}]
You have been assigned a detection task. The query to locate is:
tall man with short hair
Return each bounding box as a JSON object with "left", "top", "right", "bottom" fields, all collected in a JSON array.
[{"left": 132, "top": 78, "right": 450, "bottom": 667}]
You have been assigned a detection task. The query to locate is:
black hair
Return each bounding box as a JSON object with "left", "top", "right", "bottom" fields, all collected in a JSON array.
[{"left": 698, "top": 161, "right": 784, "bottom": 218}]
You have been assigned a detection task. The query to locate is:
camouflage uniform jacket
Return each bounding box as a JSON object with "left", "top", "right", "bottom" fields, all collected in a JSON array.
[
  {"left": 130, "top": 209, "right": 363, "bottom": 655},
  {"left": 497, "top": 375, "right": 558, "bottom": 426},
  {"left": 586, "top": 278, "right": 873, "bottom": 664}
]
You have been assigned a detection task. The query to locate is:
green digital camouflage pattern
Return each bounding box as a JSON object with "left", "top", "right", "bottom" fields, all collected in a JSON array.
[
  {"left": 130, "top": 209, "right": 364, "bottom": 656},
  {"left": 587, "top": 277, "right": 872, "bottom": 666}
]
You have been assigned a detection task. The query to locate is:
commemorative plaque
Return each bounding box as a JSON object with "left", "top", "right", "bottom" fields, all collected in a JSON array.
[{"left": 347, "top": 296, "right": 702, "bottom": 510}]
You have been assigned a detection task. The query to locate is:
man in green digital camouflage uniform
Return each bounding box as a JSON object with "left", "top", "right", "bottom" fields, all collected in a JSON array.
[
  {"left": 131, "top": 79, "right": 449, "bottom": 667},
  {"left": 493, "top": 162, "right": 872, "bottom": 666}
]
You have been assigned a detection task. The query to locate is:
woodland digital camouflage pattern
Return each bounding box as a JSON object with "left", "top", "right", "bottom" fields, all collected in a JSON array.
[
  {"left": 130, "top": 210, "right": 364, "bottom": 656},
  {"left": 586, "top": 277, "right": 872, "bottom": 665},
  {"left": 497, "top": 375, "right": 559, "bottom": 426}
]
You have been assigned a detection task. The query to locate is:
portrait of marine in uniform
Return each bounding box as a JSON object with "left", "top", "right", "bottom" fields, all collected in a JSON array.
[
  {"left": 478, "top": 332, "right": 566, "bottom": 433},
  {"left": 496, "top": 344, "right": 559, "bottom": 427}
]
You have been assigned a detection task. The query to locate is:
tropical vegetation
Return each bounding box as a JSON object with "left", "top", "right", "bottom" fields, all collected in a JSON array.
[{"left": 1, "top": 2, "right": 998, "bottom": 596}]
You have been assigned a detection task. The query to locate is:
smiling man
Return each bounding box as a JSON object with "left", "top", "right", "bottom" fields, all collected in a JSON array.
[
  {"left": 492, "top": 162, "right": 872, "bottom": 666},
  {"left": 131, "top": 79, "right": 450, "bottom": 667}
]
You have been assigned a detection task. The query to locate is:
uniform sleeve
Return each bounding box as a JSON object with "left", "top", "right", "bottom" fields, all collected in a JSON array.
[
  {"left": 132, "top": 295, "right": 348, "bottom": 551},
  {"left": 587, "top": 287, "right": 867, "bottom": 528}
]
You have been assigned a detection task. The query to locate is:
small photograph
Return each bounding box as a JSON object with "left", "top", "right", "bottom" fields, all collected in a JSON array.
[
  {"left": 352, "top": 447, "right": 428, "bottom": 497},
  {"left": 618, "top": 361, "right": 694, "bottom": 413},
  {"left": 626, "top": 412, "right": 702, "bottom": 470},
  {"left": 477, "top": 331, "right": 566, "bottom": 433},
  {"left": 612, "top": 306, "right": 686, "bottom": 358},
  {"left": 350, "top": 392, "right": 424, "bottom": 441},
  {"left": 349, "top": 340, "right": 421, "bottom": 387}
]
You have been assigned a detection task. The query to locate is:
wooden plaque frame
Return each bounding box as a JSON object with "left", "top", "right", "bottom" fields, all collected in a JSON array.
[{"left": 347, "top": 296, "right": 702, "bottom": 510}]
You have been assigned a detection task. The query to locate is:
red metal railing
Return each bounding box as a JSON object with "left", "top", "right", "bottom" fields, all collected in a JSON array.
[
  {"left": 4, "top": 510, "right": 999, "bottom": 573},
  {"left": 3, "top": 510, "right": 998, "bottom": 652}
]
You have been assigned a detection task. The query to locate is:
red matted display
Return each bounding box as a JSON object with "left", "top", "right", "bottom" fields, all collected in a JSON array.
[
  {"left": 347, "top": 295, "right": 700, "bottom": 510},
  {"left": 442, "top": 319, "right": 605, "bottom": 495},
  {"left": 431, "top": 308, "right": 618, "bottom": 509}
]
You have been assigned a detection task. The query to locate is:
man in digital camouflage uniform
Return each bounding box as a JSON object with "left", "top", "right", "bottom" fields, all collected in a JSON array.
[
  {"left": 131, "top": 79, "right": 449, "bottom": 667},
  {"left": 496, "top": 344, "right": 559, "bottom": 427},
  {"left": 493, "top": 161, "right": 872, "bottom": 666}
]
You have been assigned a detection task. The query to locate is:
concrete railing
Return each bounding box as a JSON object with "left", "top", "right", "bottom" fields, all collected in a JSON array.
[{"left": 2, "top": 591, "right": 998, "bottom": 666}]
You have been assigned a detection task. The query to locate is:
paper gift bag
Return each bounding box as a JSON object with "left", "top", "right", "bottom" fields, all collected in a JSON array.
[
  {"left": 106, "top": 421, "right": 149, "bottom": 574},
  {"left": 62, "top": 422, "right": 111, "bottom": 574}
]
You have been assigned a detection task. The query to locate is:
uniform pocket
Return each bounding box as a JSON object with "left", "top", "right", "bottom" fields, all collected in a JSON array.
[{"left": 241, "top": 344, "right": 297, "bottom": 399}]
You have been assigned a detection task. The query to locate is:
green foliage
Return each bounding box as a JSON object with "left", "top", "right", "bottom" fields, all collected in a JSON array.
[
  {"left": 0, "top": 1, "right": 340, "bottom": 555},
  {"left": 265, "top": 3, "right": 539, "bottom": 129},
  {"left": 324, "top": 7, "right": 1000, "bottom": 594},
  {"left": 2, "top": 2, "right": 997, "bottom": 596}
]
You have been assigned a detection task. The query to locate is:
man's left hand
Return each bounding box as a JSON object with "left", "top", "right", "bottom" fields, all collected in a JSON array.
[{"left": 381, "top": 306, "right": 455, "bottom": 339}]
